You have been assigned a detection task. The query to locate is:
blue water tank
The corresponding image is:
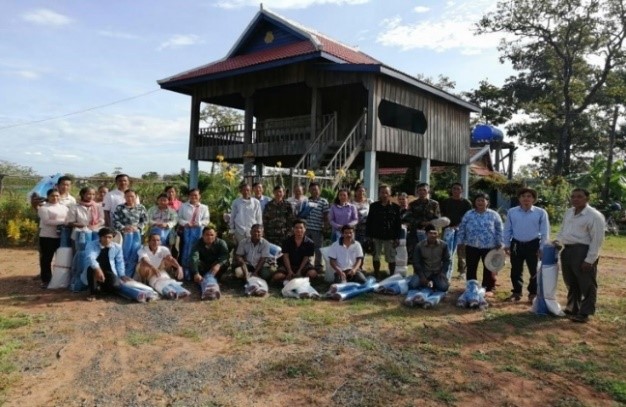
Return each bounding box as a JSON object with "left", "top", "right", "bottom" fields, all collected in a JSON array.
[{"left": 471, "top": 124, "right": 504, "bottom": 143}]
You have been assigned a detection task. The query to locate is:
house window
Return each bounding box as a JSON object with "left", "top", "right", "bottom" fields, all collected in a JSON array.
[{"left": 377, "top": 100, "right": 427, "bottom": 134}]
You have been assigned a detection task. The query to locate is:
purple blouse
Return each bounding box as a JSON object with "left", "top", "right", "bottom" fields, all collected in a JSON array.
[{"left": 329, "top": 203, "right": 358, "bottom": 232}]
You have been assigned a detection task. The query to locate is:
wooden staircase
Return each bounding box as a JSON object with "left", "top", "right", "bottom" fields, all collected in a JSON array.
[{"left": 292, "top": 112, "right": 366, "bottom": 189}]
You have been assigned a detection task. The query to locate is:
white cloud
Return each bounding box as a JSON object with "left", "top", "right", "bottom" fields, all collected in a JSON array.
[
  {"left": 22, "top": 8, "right": 72, "bottom": 27},
  {"left": 214, "top": 0, "right": 369, "bottom": 10},
  {"left": 158, "top": 34, "right": 202, "bottom": 51},
  {"left": 376, "top": 0, "right": 502, "bottom": 54},
  {"left": 413, "top": 6, "right": 430, "bottom": 13},
  {"left": 1, "top": 70, "right": 41, "bottom": 80},
  {"left": 97, "top": 30, "right": 141, "bottom": 40}
]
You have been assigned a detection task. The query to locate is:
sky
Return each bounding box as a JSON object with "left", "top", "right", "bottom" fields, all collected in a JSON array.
[{"left": 0, "top": 0, "right": 529, "bottom": 178}]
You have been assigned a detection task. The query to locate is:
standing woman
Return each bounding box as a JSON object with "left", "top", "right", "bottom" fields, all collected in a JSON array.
[
  {"left": 67, "top": 186, "right": 105, "bottom": 245},
  {"left": 177, "top": 188, "right": 210, "bottom": 280},
  {"left": 351, "top": 185, "right": 372, "bottom": 250},
  {"left": 95, "top": 185, "right": 108, "bottom": 204},
  {"left": 37, "top": 188, "right": 69, "bottom": 288},
  {"left": 112, "top": 189, "right": 148, "bottom": 277},
  {"left": 457, "top": 193, "right": 504, "bottom": 296},
  {"left": 328, "top": 189, "right": 358, "bottom": 243},
  {"left": 165, "top": 185, "right": 183, "bottom": 212}
]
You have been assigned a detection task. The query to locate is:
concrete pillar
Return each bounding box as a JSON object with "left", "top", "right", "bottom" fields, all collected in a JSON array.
[
  {"left": 363, "top": 151, "right": 377, "bottom": 200},
  {"left": 419, "top": 158, "right": 431, "bottom": 184},
  {"left": 460, "top": 164, "right": 469, "bottom": 199},
  {"left": 189, "top": 160, "right": 199, "bottom": 189},
  {"left": 188, "top": 95, "right": 201, "bottom": 189}
]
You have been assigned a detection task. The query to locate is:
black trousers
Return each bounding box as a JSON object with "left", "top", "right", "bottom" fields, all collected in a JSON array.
[
  {"left": 465, "top": 246, "right": 497, "bottom": 291},
  {"left": 509, "top": 238, "right": 540, "bottom": 295},
  {"left": 561, "top": 244, "right": 598, "bottom": 316},
  {"left": 39, "top": 237, "right": 60, "bottom": 284},
  {"left": 87, "top": 267, "right": 121, "bottom": 295}
]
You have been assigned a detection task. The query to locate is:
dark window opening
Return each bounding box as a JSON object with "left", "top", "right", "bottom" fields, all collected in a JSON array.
[{"left": 377, "top": 100, "right": 427, "bottom": 134}]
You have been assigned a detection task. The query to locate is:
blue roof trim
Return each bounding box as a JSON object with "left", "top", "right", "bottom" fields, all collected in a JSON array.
[
  {"left": 228, "top": 12, "right": 312, "bottom": 58},
  {"left": 159, "top": 53, "right": 324, "bottom": 90}
]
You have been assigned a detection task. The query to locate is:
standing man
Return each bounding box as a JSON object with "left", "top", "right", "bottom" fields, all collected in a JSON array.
[
  {"left": 328, "top": 225, "right": 367, "bottom": 284},
  {"left": 287, "top": 184, "right": 308, "bottom": 217},
  {"left": 263, "top": 185, "right": 296, "bottom": 245},
  {"left": 405, "top": 183, "right": 440, "bottom": 258},
  {"left": 252, "top": 182, "right": 271, "bottom": 212},
  {"left": 503, "top": 187, "right": 550, "bottom": 303},
  {"left": 230, "top": 182, "right": 262, "bottom": 247},
  {"left": 56, "top": 175, "right": 76, "bottom": 207},
  {"left": 304, "top": 182, "right": 330, "bottom": 270},
  {"left": 103, "top": 174, "right": 139, "bottom": 227},
  {"left": 409, "top": 224, "right": 451, "bottom": 293},
  {"left": 366, "top": 184, "right": 402, "bottom": 278},
  {"left": 440, "top": 183, "right": 473, "bottom": 279},
  {"left": 555, "top": 188, "right": 605, "bottom": 323}
]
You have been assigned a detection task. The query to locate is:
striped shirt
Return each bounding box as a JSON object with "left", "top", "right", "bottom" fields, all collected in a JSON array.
[{"left": 305, "top": 197, "right": 329, "bottom": 231}]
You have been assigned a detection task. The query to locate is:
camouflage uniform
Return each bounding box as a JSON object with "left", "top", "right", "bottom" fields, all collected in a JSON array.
[
  {"left": 262, "top": 199, "right": 296, "bottom": 245},
  {"left": 405, "top": 198, "right": 440, "bottom": 258}
]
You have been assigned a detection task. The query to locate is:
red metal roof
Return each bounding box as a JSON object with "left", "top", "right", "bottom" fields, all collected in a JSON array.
[{"left": 169, "top": 41, "right": 318, "bottom": 83}]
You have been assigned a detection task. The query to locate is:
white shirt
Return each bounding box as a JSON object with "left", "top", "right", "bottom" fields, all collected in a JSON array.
[
  {"left": 177, "top": 202, "right": 210, "bottom": 227},
  {"left": 328, "top": 240, "right": 364, "bottom": 270},
  {"left": 138, "top": 245, "right": 172, "bottom": 268},
  {"left": 37, "top": 203, "right": 69, "bottom": 238},
  {"left": 103, "top": 189, "right": 140, "bottom": 212},
  {"left": 59, "top": 194, "right": 76, "bottom": 207},
  {"left": 557, "top": 205, "right": 605, "bottom": 263},
  {"left": 229, "top": 197, "right": 262, "bottom": 236}
]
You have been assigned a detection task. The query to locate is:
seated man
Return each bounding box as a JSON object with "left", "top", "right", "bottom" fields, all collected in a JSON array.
[
  {"left": 276, "top": 219, "right": 317, "bottom": 281},
  {"left": 328, "top": 225, "right": 367, "bottom": 284},
  {"left": 409, "top": 224, "right": 451, "bottom": 292},
  {"left": 233, "top": 224, "right": 276, "bottom": 283},
  {"left": 136, "top": 233, "right": 188, "bottom": 299},
  {"left": 84, "top": 227, "right": 130, "bottom": 300},
  {"left": 190, "top": 226, "right": 230, "bottom": 299}
]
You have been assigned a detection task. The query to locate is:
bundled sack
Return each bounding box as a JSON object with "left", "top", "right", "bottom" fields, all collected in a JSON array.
[
  {"left": 326, "top": 276, "right": 377, "bottom": 301},
  {"left": 456, "top": 279, "right": 488, "bottom": 310},
  {"left": 48, "top": 247, "right": 73, "bottom": 289},
  {"left": 245, "top": 276, "right": 269, "bottom": 297},
  {"left": 149, "top": 271, "right": 190, "bottom": 300},
  {"left": 282, "top": 277, "right": 320, "bottom": 299},
  {"left": 532, "top": 244, "right": 565, "bottom": 316},
  {"left": 200, "top": 274, "right": 221, "bottom": 301},
  {"left": 404, "top": 288, "right": 446, "bottom": 309},
  {"left": 118, "top": 280, "right": 159, "bottom": 303},
  {"left": 374, "top": 273, "right": 409, "bottom": 295}
]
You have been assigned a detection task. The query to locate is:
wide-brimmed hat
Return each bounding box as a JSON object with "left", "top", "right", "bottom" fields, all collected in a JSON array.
[
  {"left": 430, "top": 217, "right": 451, "bottom": 229},
  {"left": 485, "top": 248, "right": 506, "bottom": 273}
]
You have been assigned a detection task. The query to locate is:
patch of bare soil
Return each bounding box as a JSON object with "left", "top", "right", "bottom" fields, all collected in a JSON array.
[{"left": 1, "top": 247, "right": 624, "bottom": 406}]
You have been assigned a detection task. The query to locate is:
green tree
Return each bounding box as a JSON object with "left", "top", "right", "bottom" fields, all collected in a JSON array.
[
  {"left": 415, "top": 74, "right": 456, "bottom": 92},
  {"left": 463, "top": 79, "right": 515, "bottom": 126},
  {"left": 200, "top": 104, "right": 244, "bottom": 127},
  {"left": 0, "top": 160, "right": 37, "bottom": 176},
  {"left": 477, "top": 0, "right": 626, "bottom": 175},
  {"left": 141, "top": 171, "right": 160, "bottom": 180}
]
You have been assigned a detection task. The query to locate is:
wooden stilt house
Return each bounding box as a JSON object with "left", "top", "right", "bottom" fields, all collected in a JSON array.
[{"left": 158, "top": 6, "right": 480, "bottom": 197}]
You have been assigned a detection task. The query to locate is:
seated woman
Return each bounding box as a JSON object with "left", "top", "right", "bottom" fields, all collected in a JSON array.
[
  {"left": 67, "top": 186, "right": 105, "bottom": 248},
  {"left": 112, "top": 189, "right": 148, "bottom": 277},
  {"left": 177, "top": 188, "right": 210, "bottom": 280},
  {"left": 147, "top": 193, "right": 178, "bottom": 249},
  {"left": 37, "top": 188, "right": 69, "bottom": 288},
  {"left": 136, "top": 233, "right": 188, "bottom": 299}
]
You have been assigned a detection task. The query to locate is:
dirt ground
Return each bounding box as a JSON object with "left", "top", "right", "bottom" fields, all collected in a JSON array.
[{"left": 1, "top": 247, "right": 625, "bottom": 407}]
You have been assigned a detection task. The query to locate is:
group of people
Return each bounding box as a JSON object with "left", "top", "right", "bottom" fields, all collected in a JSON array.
[{"left": 34, "top": 175, "right": 606, "bottom": 323}]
